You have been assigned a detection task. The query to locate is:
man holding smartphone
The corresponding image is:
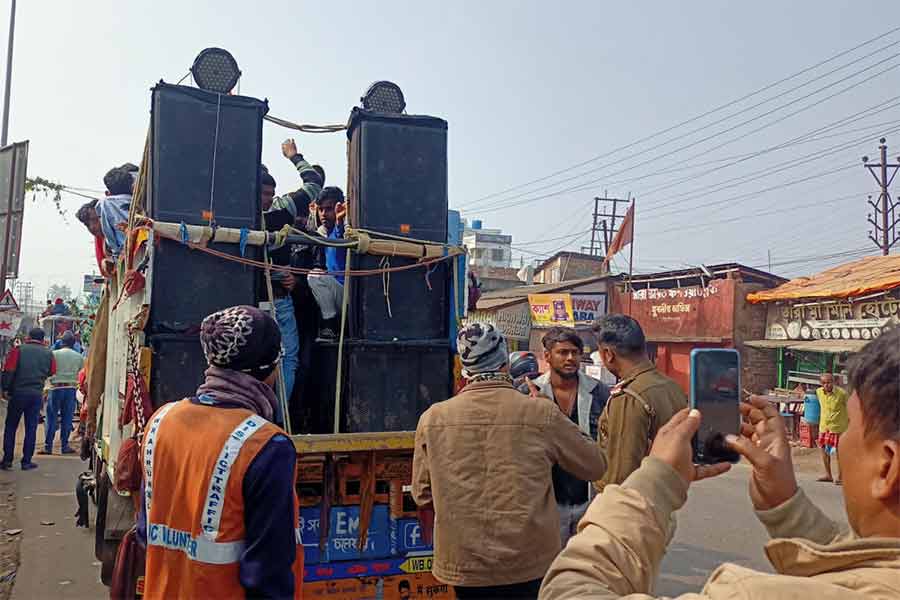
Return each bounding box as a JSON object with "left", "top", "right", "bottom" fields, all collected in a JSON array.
[{"left": 540, "top": 328, "right": 900, "bottom": 599}]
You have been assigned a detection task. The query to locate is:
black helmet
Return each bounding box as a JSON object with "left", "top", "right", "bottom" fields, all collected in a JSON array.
[{"left": 509, "top": 351, "right": 539, "bottom": 381}]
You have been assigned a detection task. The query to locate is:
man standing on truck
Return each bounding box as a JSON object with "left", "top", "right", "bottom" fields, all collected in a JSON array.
[
  {"left": 522, "top": 327, "right": 608, "bottom": 547},
  {"left": 592, "top": 314, "right": 687, "bottom": 492},
  {"left": 308, "top": 186, "right": 348, "bottom": 342},
  {"left": 138, "top": 305, "right": 303, "bottom": 599},
  {"left": 1, "top": 328, "right": 55, "bottom": 471},
  {"left": 40, "top": 331, "right": 84, "bottom": 455},
  {"left": 413, "top": 323, "right": 608, "bottom": 600},
  {"left": 260, "top": 138, "right": 323, "bottom": 422}
]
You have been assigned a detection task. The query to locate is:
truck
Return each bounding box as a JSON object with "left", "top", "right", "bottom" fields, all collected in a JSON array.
[{"left": 89, "top": 50, "right": 466, "bottom": 599}]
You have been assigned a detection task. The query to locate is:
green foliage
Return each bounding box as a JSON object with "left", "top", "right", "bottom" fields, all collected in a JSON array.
[{"left": 24, "top": 176, "right": 67, "bottom": 219}]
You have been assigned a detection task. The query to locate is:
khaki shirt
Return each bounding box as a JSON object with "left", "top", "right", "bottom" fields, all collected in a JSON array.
[{"left": 596, "top": 361, "right": 687, "bottom": 491}]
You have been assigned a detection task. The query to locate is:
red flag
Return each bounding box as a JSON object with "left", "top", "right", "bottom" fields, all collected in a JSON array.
[{"left": 604, "top": 202, "right": 634, "bottom": 265}]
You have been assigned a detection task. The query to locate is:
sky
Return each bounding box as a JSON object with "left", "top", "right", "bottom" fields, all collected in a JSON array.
[{"left": 5, "top": 1, "right": 899, "bottom": 302}]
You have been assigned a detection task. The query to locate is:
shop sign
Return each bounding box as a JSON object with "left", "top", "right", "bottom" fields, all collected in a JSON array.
[
  {"left": 612, "top": 280, "right": 735, "bottom": 340},
  {"left": 571, "top": 293, "right": 607, "bottom": 325},
  {"left": 528, "top": 293, "right": 575, "bottom": 328},
  {"left": 467, "top": 302, "right": 532, "bottom": 341},
  {"left": 765, "top": 291, "right": 900, "bottom": 341}
]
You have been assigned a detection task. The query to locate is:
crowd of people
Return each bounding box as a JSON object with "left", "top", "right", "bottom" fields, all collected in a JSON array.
[
  {"left": 72, "top": 138, "right": 350, "bottom": 431},
  {"left": 412, "top": 318, "right": 900, "bottom": 599},
  {"left": 3, "top": 131, "right": 893, "bottom": 599}
]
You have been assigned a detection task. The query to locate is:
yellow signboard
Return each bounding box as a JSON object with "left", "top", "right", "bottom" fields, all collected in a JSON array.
[
  {"left": 528, "top": 293, "right": 575, "bottom": 328},
  {"left": 399, "top": 556, "right": 434, "bottom": 574}
]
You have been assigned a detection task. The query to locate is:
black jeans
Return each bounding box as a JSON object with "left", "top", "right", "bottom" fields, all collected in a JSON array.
[{"left": 454, "top": 578, "right": 543, "bottom": 600}]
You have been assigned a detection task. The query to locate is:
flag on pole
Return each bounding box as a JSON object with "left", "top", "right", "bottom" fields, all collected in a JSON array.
[{"left": 603, "top": 202, "right": 634, "bottom": 268}]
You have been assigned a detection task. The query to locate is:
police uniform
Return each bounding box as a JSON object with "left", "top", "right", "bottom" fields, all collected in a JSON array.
[{"left": 595, "top": 360, "right": 687, "bottom": 491}]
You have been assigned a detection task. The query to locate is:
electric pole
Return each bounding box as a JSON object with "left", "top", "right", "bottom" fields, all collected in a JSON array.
[
  {"left": 862, "top": 138, "right": 900, "bottom": 255},
  {"left": 1, "top": 0, "right": 15, "bottom": 147}
]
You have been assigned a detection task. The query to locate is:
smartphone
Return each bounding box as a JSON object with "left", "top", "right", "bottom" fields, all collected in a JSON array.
[{"left": 690, "top": 349, "right": 741, "bottom": 464}]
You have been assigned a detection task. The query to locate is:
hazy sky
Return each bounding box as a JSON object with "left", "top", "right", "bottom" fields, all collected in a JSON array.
[{"left": 6, "top": 1, "right": 899, "bottom": 301}]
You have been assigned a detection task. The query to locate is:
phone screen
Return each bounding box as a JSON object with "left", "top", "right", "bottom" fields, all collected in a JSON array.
[{"left": 691, "top": 350, "right": 741, "bottom": 464}]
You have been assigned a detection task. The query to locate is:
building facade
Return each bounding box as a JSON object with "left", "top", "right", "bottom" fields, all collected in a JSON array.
[
  {"left": 745, "top": 255, "right": 900, "bottom": 390},
  {"left": 533, "top": 251, "right": 606, "bottom": 284},
  {"left": 462, "top": 220, "right": 512, "bottom": 270},
  {"left": 608, "top": 264, "right": 784, "bottom": 394}
]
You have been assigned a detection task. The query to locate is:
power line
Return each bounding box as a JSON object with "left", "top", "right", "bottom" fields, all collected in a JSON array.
[
  {"left": 461, "top": 25, "right": 900, "bottom": 207},
  {"left": 468, "top": 60, "right": 900, "bottom": 215},
  {"left": 642, "top": 192, "right": 861, "bottom": 237},
  {"left": 471, "top": 47, "right": 900, "bottom": 212}
]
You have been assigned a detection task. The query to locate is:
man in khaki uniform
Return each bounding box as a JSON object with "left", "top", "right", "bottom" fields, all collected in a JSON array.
[{"left": 592, "top": 315, "right": 687, "bottom": 491}]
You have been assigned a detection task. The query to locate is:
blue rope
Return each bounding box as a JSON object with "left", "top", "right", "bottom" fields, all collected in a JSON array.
[
  {"left": 239, "top": 227, "right": 249, "bottom": 257},
  {"left": 179, "top": 222, "right": 189, "bottom": 245}
]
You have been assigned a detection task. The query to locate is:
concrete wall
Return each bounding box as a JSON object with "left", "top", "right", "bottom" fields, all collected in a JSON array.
[{"left": 733, "top": 281, "right": 777, "bottom": 393}]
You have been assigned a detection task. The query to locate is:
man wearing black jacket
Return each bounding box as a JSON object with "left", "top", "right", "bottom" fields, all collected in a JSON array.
[{"left": 260, "top": 139, "right": 323, "bottom": 425}]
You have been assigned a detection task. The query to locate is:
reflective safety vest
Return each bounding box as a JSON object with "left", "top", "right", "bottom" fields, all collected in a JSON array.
[{"left": 142, "top": 400, "right": 303, "bottom": 599}]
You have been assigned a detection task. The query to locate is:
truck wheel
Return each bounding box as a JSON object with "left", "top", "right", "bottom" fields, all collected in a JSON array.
[{"left": 94, "top": 470, "right": 119, "bottom": 586}]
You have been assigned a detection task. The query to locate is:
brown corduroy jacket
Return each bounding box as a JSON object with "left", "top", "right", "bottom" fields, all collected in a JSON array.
[{"left": 412, "top": 378, "right": 608, "bottom": 587}]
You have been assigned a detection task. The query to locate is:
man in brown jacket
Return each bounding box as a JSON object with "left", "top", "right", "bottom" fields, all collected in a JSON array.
[
  {"left": 540, "top": 327, "right": 900, "bottom": 599},
  {"left": 593, "top": 314, "right": 687, "bottom": 490},
  {"left": 413, "top": 323, "right": 608, "bottom": 600}
]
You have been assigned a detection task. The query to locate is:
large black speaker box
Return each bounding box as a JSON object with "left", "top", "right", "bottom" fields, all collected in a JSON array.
[
  {"left": 147, "top": 83, "right": 267, "bottom": 333},
  {"left": 346, "top": 109, "right": 450, "bottom": 341},
  {"left": 147, "top": 334, "right": 207, "bottom": 409},
  {"left": 299, "top": 340, "right": 452, "bottom": 434}
]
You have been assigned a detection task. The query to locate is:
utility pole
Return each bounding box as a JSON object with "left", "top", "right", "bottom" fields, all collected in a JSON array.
[
  {"left": 1, "top": 0, "right": 15, "bottom": 146},
  {"left": 585, "top": 195, "right": 602, "bottom": 256},
  {"left": 862, "top": 138, "right": 900, "bottom": 255}
]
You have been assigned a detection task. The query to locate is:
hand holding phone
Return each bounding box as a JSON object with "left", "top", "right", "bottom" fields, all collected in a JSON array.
[{"left": 690, "top": 349, "right": 741, "bottom": 465}]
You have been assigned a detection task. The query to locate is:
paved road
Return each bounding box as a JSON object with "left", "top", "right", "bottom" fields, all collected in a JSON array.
[
  {"left": 0, "top": 421, "right": 106, "bottom": 600},
  {"left": 657, "top": 462, "right": 846, "bottom": 596}
]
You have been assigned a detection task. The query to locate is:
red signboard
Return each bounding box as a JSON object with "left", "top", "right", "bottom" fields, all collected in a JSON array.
[{"left": 609, "top": 279, "right": 735, "bottom": 341}]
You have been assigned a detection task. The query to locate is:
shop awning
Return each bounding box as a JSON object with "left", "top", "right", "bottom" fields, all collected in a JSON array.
[
  {"left": 786, "top": 339, "right": 868, "bottom": 354},
  {"left": 743, "top": 339, "right": 795, "bottom": 349},
  {"left": 743, "top": 339, "right": 868, "bottom": 353},
  {"left": 746, "top": 254, "right": 900, "bottom": 303}
]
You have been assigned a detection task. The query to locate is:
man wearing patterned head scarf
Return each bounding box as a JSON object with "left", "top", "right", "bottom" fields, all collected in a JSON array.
[
  {"left": 136, "top": 306, "right": 305, "bottom": 599},
  {"left": 412, "top": 323, "right": 609, "bottom": 600}
]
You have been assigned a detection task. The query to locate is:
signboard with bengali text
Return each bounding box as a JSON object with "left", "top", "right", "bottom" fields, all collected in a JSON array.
[{"left": 528, "top": 293, "right": 575, "bottom": 328}]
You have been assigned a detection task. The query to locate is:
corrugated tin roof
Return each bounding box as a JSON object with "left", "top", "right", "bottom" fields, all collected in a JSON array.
[
  {"left": 475, "top": 275, "right": 611, "bottom": 311},
  {"left": 747, "top": 254, "right": 900, "bottom": 303}
]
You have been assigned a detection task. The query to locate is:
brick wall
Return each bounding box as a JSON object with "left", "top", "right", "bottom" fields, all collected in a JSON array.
[{"left": 733, "top": 282, "right": 778, "bottom": 393}]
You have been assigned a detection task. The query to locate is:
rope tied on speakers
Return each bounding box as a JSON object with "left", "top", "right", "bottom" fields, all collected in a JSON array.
[
  {"left": 380, "top": 256, "right": 393, "bottom": 319},
  {"left": 239, "top": 227, "right": 249, "bottom": 257},
  {"left": 263, "top": 114, "right": 347, "bottom": 134},
  {"left": 207, "top": 92, "right": 223, "bottom": 227}
]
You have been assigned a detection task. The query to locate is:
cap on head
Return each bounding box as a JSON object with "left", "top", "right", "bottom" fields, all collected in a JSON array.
[
  {"left": 200, "top": 305, "right": 282, "bottom": 380},
  {"left": 28, "top": 328, "right": 45, "bottom": 342},
  {"left": 457, "top": 322, "right": 508, "bottom": 378}
]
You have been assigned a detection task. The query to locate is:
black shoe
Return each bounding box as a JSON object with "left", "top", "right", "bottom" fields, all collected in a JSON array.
[
  {"left": 37, "top": 448, "right": 52, "bottom": 456},
  {"left": 61, "top": 447, "right": 77, "bottom": 455},
  {"left": 0, "top": 462, "right": 11, "bottom": 471},
  {"left": 21, "top": 462, "right": 38, "bottom": 471},
  {"left": 316, "top": 328, "right": 337, "bottom": 343}
]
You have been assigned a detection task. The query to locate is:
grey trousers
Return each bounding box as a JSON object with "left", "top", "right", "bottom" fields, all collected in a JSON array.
[{"left": 308, "top": 273, "right": 343, "bottom": 320}]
